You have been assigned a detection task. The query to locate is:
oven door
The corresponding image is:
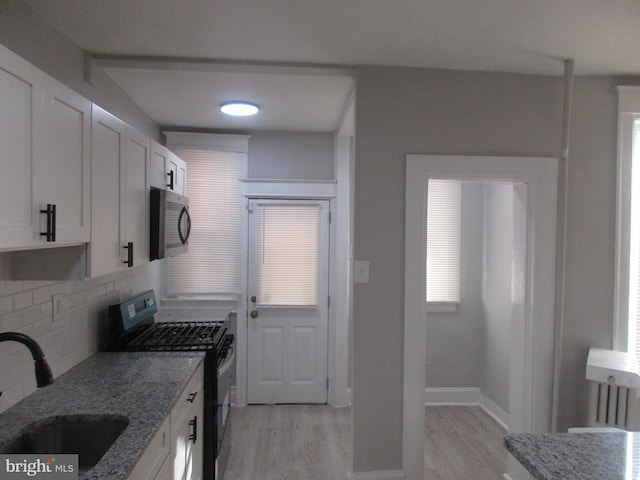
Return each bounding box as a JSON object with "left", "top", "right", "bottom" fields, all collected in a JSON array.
[{"left": 216, "top": 346, "right": 235, "bottom": 479}]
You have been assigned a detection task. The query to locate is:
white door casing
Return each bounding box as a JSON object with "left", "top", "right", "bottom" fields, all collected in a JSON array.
[
  {"left": 404, "top": 155, "right": 558, "bottom": 480},
  {"left": 247, "top": 199, "right": 331, "bottom": 404}
]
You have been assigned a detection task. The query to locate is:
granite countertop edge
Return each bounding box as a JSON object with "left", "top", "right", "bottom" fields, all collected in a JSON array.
[
  {"left": 504, "top": 431, "right": 635, "bottom": 480},
  {"left": 0, "top": 351, "right": 206, "bottom": 480}
]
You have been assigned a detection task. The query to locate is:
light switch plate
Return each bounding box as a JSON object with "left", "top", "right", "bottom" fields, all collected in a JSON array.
[{"left": 354, "top": 260, "right": 370, "bottom": 283}]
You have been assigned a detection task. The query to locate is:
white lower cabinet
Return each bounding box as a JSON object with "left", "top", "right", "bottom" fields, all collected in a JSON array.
[
  {"left": 128, "top": 363, "right": 204, "bottom": 480},
  {"left": 170, "top": 363, "right": 204, "bottom": 480},
  {"left": 127, "top": 415, "right": 171, "bottom": 480}
]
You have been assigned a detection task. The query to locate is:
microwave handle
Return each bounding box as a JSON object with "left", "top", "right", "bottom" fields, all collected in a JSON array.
[{"left": 178, "top": 206, "right": 191, "bottom": 244}]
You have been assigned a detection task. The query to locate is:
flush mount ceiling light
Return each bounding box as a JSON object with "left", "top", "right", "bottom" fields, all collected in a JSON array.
[{"left": 220, "top": 101, "right": 260, "bottom": 117}]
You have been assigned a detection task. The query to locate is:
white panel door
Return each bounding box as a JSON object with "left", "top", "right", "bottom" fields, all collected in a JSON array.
[{"left": 247, "top": 199, "right": 330, "bottom": 404}]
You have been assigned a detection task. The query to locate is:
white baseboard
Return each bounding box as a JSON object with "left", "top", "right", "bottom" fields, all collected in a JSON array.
[
  {"left": 425, "top": 387, "right": 482, "bottom": 405},
  {"left": 425, "top": 387, "right": 510, "bottom": 431},
  {"left": 349, "top": 470, "right": 405, "bottom": 480}
]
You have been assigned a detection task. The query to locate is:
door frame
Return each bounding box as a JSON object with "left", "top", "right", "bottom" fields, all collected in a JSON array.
[
  {"left": 404, "top": 155, "right": 559, "bottom": 480},
  {"left": 237, "top": 180, "right": 348, "bottom": 407}
]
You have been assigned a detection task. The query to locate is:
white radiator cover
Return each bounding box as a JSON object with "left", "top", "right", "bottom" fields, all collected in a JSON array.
[{"left": 589, "top": 382, "right": 631, "bottom": 429}]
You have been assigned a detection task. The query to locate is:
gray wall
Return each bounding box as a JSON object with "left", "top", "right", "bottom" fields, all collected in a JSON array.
[
  {"left": 248, "top": 131, "right": 334, "bottom": 180},
  {"left": 480, "top": 182, "right": 513, "bottom": 412},
  {"left": 0, "top": 0, "right": 160, "bottom": 140},
  {"left": 353, "top": 65, "right": 563, "bottom": 472},
  {"left": 353, "top": 66, "right": 640, "bottom": 471},
  {"left": 556, "top": 76, "right": 619, "bottom": 431}
]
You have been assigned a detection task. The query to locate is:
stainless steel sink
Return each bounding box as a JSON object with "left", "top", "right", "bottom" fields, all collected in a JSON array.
[{"left": 0, "top": 415, "right": 129, "bottom": 473}]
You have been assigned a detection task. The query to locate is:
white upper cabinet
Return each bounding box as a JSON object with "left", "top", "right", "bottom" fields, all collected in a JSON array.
[
  {"left": 150, "top": 140, "right": 187, "bottom": 196},
  {"left": 88, "top": 105, "right": 149, "bottom": 277},
  {"left": 123, "top": 126, "right": 150, "bottom": 269},
  {"left": 89, "top": 105, "right": 126, "bottom": 277},
  {"left": 0, "top": 44, "right": 90, "bottom": 251},
  {"left": 36, "top": 78, "right": 91, "bottom": 244}
]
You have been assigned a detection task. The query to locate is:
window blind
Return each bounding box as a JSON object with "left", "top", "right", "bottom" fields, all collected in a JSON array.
[
  {"left": 165, "top": 148, "right": 245, "bottom": 296},
  {"left": 254, "top": 203, "right": 320, "bottom": 306},
  {"left": 426, "top": 179, "right": 461, "bottom": 303}
]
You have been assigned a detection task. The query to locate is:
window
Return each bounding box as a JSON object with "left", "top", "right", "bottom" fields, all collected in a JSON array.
[
  {"left": 615, "top": 87, "right": 640, "bottom": 365},
  {"left": 426, "top": 179, "right": 461, "bottom": 304},
  {"left": 254, "top": 203, "right": 321, "bottom": 306},
  {"left": 164, "top": 134, "right": 248, "bottom": 297}
]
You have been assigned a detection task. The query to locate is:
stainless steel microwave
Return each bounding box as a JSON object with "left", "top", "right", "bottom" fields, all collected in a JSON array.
[{"left": 150, "top": 187, "right": 191, "bottom": 260}]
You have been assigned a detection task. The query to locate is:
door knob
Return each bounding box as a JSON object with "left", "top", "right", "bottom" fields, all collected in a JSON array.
[{"left": 250, "top": 310, "right": 259, "bottom": 319}]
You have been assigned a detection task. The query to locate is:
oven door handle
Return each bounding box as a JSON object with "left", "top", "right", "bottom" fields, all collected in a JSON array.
[{"left": 218, "top": 346, "right": 235, "bottom": 376}]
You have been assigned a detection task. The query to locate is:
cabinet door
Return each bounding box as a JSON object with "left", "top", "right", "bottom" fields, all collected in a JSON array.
[
  {"left": 152, "top": 455, "right": 171, "bottom": 480},
  {"left": 189, "top": 391, "right": 203, "bottom": 480},
  {"left": 149, "top": 141, "right": 187, "bottom": 196},
  {"left": 88, "top": 105, "right": 125, "bottom": 277},
  {"left": 172, "top": 392, "right": 203, "bottom": 480},
  {"left": 35, "top": 77, "right": 91, "bottom": 244},
  {"left": 165, "top": 150, "right": 186, "bottom": 196},
  {"left": 0, "top": 45, "right": 90, "bottom": 250},
  {"left": 0, "top": 44, "right": 41, "bottom": 249},
  {"left": 176, "top": 157, "right": 187, "bottom": 196},
  {"left": 150, "top": 140, "right": 169, "bottom": 190},
  {"left": 123, "top": 127, "right": 150, "bottom": 268}
]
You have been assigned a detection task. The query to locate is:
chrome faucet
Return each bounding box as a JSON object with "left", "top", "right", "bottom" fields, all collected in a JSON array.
[{"left": 0, "top": 332, "right": 54, "bottom": 387}]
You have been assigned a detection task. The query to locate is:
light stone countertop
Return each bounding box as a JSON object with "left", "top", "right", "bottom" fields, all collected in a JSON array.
[
  {"left": 0, "top": 351, "right": 205, "bottom": 480},
  {"left": 505, "top": 431, "right": 640, "bottom": 479}
]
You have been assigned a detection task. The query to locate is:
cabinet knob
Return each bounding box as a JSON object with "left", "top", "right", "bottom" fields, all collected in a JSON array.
[
  {"left": 167, "top": 170, "right": 174, "bottom": 190},
  {"left": 187, "top": 391, "right": 197, "bottom": 403}
]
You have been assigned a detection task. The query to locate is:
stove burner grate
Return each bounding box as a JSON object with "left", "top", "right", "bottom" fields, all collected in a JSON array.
[{"left": 125, "top": 321, "right": 226, "bottom": 351}]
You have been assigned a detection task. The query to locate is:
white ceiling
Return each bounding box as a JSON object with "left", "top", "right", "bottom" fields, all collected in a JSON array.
[{"left": 21, "top": 0, "right": 640, "bottom": 132}]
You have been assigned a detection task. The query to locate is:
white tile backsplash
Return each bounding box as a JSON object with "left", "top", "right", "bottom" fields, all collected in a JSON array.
[{"left": 0, "top": 262, "right": 161, "bottom": 413}]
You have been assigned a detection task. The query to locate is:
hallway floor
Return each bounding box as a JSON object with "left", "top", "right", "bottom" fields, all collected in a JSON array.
[{"left": 223, "top": 404, "right": 506, "bottom": 480}]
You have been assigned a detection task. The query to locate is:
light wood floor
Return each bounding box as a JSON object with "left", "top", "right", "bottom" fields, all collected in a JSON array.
[
  {"left": 223, "top": 405, "right": 506, "bottom": 480},
  {"left": 424, "top": 406, "right": 507, "bottom": 480}
]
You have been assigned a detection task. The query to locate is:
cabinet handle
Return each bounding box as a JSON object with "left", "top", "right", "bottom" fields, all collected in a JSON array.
[
  {"left": 167, "top": 170, "right": 174, "bottom": 190},
  {"left": 40, "top": 204, "right": 56, "bottom": 242},
  {"left": 189, "top": 416, "right": 197, "bottom": 444},
  {"left": 187, "top": 392, "right": 197, "bottom": 403},
  {"left": 123, "top": 242, "right": 133, "bottom": 267}
]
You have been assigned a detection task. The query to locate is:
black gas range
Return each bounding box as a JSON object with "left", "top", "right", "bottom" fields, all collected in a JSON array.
[{"left": 108, "top": 290, "right": 234, "bottom": 480}]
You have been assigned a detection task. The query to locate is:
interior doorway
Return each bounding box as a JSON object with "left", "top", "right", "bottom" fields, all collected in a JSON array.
[
  {"left": 424, "top": 180, "right": 523, "bottom": 430},
  {"left": 404, "top": 154, "right": 559, "bottom": 480}
]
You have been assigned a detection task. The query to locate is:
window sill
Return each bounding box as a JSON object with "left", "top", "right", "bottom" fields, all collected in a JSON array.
[{"left": 426, "top": 302, "right": 459, "bottom": 313}]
